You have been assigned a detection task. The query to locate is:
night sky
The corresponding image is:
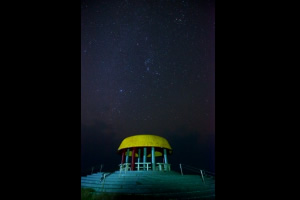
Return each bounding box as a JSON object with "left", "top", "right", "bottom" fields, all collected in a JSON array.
[{"left": 81, "top": 0, "right": 215, "bottom": 175}]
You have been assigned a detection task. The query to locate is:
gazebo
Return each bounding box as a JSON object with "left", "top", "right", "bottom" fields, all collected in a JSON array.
[
  {"left": 81, "top": 134, "right": 215, "bottom": 199},
  {"left": 117, "top": 135, "right": 172, "bottom": 172}
]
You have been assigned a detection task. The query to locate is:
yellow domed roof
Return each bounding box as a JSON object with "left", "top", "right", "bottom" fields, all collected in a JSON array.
[{"left": 118, "top": 135, "right": 172, "bottom": 156}]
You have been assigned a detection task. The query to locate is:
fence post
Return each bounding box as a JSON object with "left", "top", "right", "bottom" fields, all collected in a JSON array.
[
  {"left": 91, "top": 167, "right": 94, "bottom": 174},
  {"left": 101, "top": 174, "right": 106, "bottom": 192},
  {"left": 200, "top": 170, "right": 205, "bottom": 184},
  {"left": 100, "top": 164, "right": 103, "bottom": 172},
  {"left": 180, "top": 163, "right": 183, "bottom": 176}
]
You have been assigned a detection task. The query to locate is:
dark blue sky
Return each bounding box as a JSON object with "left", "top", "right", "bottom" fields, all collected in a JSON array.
[{"left": 81, "top": 0, "right": 215, "bottom": 174}]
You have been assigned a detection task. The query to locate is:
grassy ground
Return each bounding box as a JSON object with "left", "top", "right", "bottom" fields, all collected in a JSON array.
[
  {"left": 81, "top": 188, "right": 182, "bottom": 200},
  {"left": 81, "top": 188, "right": 154, "bottom": 200},
  {"left": 81, "top": 188, "right": 215, "bottom": 200}
]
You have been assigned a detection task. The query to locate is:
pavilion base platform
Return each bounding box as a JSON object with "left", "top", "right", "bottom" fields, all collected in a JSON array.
[{"left": 81, "top": 170, "right": 215, "bottom": 200}]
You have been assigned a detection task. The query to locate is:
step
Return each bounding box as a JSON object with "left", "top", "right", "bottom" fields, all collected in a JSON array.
[
  {"left": 89, "top": 187, "right": 215, "bottom": 196},
  {"left": 81, "top": 179, "right": 215, "bottom": 187},
  {"left": 81, "top": 183, "right": 215, "bottom": 190},
  {"left": 81, "top": 183, "right": 214, "bottom": 193},
  {"left": 87, "top": 181, "right": 214, "bottom": 188},
  {"left": 99, "top": 178, "right": 214, "bottom": 184},
  {"left": 82, "top": 174, "right": 209, "bottom": 180},
  {"left": 82, "top": 172, "right": 213, "bottom": 179},
  {"left": 81, "top": 178, "right": 213, "bottom": 183},
  {"left": 82, "top": 186, "right": 214, "bottom": 194},
  {"left": 98, "top": 178, "right": 215, "bottom": 183},
  {"left": 83, "top": 186, "right": 214, "bottom": 195},
  {"left": 81, "top": 181, "right": 214, "bottom": 189}
]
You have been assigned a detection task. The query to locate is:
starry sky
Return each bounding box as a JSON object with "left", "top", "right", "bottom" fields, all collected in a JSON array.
[{"left": 81, "top": 0, "right": 215, "bottom": 175}]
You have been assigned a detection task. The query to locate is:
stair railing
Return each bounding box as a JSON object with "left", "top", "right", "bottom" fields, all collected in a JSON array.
[
  {"left": 100, "top": 172, "right": 113, "bottom": 192},
  {"left": 179, "top": 163, "right": 215, "bottom": 183}
]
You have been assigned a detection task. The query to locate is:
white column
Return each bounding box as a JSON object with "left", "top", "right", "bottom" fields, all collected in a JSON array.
[
  {"left": 138, "top": 148, "right": 141, "bottom": 163},
  {"left": 164, "top": 148, "right": 169, "bottom": 171},
  {"left": 164, "top": 149, "right": 168, "bottom": 164},
  {"left": 152, "top": 147, "right": 155, "bottom": 171}
]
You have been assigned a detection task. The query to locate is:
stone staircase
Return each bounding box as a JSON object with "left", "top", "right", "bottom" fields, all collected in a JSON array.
[{"left": 81, "top": 171, "right": 215, "bottom": 199}]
